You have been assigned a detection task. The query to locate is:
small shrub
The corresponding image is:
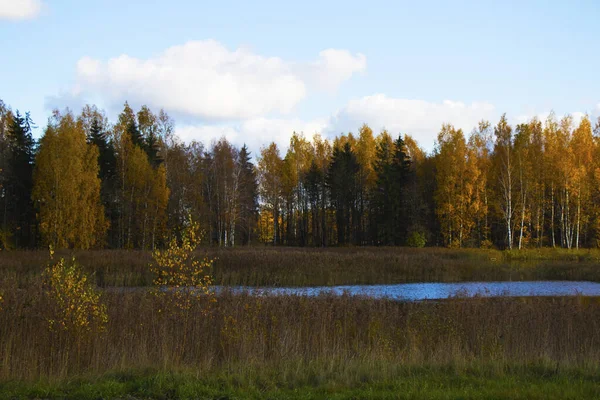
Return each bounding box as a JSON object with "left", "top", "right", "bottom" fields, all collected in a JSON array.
[
  {"left": 406, "top": 231, "right": 427, "bottom": 248},
  {"left": 150, "top": 216, "right": 216, "bottom": 314},
  {"left": 43, "top": 248, "right": 107, "bottom": 335},
  {"left": 481, "top": 239, "right": 494, "bottom": 249}
]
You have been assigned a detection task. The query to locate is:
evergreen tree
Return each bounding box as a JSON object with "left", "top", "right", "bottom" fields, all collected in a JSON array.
[
  {"left": 138, "top": 105, "right": 163, "bottom": 167},
  {"left": 88, "top": 115, "right": 118, "bottom": 246},
  {"left": 237, "top": 144, "right": 259, "bottom": 245},
  {"left": 4, "top": 111, "right": 36, "bottom": 247},
  {"left": 88, "top": 116, "right": 116, "bottom": 182},
  {"left": 373, "top": 132, "right": 395, "bottom": 245},
  {"left": 389, "top": 135, "right": 412, "bottom": 245},
  {"left": 327, "top": 142, "right": 360, "bottom": 245},
  {"left": 304, "top": 160, "right": 324, "bottom": 245}
]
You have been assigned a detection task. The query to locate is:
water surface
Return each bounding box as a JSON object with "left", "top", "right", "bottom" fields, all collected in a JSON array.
[{"left": 227, "top": 281, "right": 600, "bottom": 301}]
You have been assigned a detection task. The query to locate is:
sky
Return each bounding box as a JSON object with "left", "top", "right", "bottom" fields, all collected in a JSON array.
[{"left": 1, "top": 0, "right": 600, "bottom": 154}]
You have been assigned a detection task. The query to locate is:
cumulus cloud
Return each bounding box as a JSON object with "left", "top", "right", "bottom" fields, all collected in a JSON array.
[
  {"left": 173, "top": 95, "right": 502, "bottom": 154},
  {"left": 0, "top": 0, "right": 42, "bottom": 20},
  {"left": 297, "top": 49, "right": 366, "bottom": 92},
  {"left": 72, "top": 40, "right": 366, "bottom": 121},
  {"left": 326, "top": 94, "right": 496, "bottom": 149}
]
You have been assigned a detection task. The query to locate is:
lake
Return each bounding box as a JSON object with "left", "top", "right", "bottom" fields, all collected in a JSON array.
[{"left": 224, "top": 281, "right": 600, "bottom": 301}]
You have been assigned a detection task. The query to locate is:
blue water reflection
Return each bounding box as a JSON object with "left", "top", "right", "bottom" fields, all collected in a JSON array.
[{"left": 226, "top": 281, "right": 600, "bottom": 301}]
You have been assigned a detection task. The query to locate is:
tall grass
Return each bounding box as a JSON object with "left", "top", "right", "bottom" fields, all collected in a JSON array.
[
  {"left": 1, "top": 282, "right": 600, "bottom": 381},
  {"left": 2, "top": 247, "right": 600, "bottom": 287}
]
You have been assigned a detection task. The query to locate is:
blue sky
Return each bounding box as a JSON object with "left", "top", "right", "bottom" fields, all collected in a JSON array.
[{"left": 2, "top": 0, "right": 600, "bottom": 152}]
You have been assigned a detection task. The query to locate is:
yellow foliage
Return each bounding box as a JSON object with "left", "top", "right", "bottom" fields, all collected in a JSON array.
[
  {"left": 43, "top": 247, "right": 108, "bottom": 334},
  {"left": 150, "top": 216, "right": 215, "bottom": 314},
  {"left": 32, "top": 111, "right": 107, "bottom": 249}
]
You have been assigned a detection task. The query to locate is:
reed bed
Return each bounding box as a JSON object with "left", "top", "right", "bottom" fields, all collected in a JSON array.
[
  {"left": 1, "top": 285, "right": 600, "bottom": 381},
  {"left": 2, "top": 247, "right": 600, "bottom": 287}
]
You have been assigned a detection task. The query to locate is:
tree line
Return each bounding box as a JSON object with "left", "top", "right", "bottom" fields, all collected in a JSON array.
[{"left": 1, "top": 98, "right": 600, "bottom": 250}]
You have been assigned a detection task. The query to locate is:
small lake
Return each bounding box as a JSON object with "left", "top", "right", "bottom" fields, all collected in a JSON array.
[{"left": 225, "top": 281, "right": 600, "bottom": 301}]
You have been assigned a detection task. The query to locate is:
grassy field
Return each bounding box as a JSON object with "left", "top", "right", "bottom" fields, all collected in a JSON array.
[
  {"left": 2, "top": 246, "right": 600, "bottom": 287},
  {"left": 2, "top": 364, "right": 600, "bottom": 399},
  {"left": 2, "top": 288, "right": 600, "bottom": 376},
  {"left": 2, "top": 247, "right": 600, "bottom": 398}
]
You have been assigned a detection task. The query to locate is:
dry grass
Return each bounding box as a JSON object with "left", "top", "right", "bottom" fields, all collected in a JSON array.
[
  {"left": 2, "top": 247, "right": 600, "bottom": 287},
  {"left": 1, "top": 281, "right": 600, "bottom": 381}
]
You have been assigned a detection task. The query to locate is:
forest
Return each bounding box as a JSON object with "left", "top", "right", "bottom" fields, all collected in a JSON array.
[{"left": 2, "top": 98, "right": 600, "bottom": 251}]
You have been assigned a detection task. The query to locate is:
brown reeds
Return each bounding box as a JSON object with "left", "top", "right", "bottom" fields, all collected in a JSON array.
[
  {"left": 1, "top": 283, "right": 600, "bottom": 381},
  {"left": 2, "top": 247, "right": 600, "bottom": 287}
]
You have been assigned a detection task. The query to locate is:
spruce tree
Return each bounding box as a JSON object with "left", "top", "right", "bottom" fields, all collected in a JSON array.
[
  {"left": 145, "top": 130, "right": 164, "bottom": 168},
  {"left": 389, "top": 136, "right": 412, "bottom": 245},
  {"left": 5, "top": 111, "right": 36, "bottom": 247},
  {"left": 237, "top": 144, "right": 258, "bottom": 245},
  {"left": 89, "top": 117, "right": 116, "bottom": 182},
  {"left": 88, "top": 116, "right": 118, "bottom": 246},
  {"left": 128, "top": 119, "right": 144, "bottom": 149},
  {"left": 327, "top": 142, "right": 359, "bottom": 245},
  {"left": 373, "top": 134, "right": 394, "bottom": 245}
]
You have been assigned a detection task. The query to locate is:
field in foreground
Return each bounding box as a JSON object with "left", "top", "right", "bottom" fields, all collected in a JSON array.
[
  {"left": 2, "top": 364, "right": 599, "bottom": 399},
  {"left": 3, "top": 247, "right": 600, "bottom": 287},
  {"left": 3, "top": 248, "right": 600, "bottom": 398},
  {"left": 2, "top": 289, "right": 600, "bottom": 374}
]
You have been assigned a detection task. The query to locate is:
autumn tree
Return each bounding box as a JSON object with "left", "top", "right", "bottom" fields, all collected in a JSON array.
[
  {"left": 282, "top": 133, "right": 313, "bottom": 245},
  {"left": 466, "top": 122, "right": 493, "bottom": 246},
  {"left": 304, "top": 134, "right": 331, "bottom": 246},
  {"left": 513, "top": 122, "right": 533, "bottom": 249},
  {"left": 32, "top": 110, "right": 107, "bottom": 249},
  {"left": 257, "top": 143, "right": 283, "bottom": 244},
  {"left": 543, "top": 113, "right": 560, "bottom": 247},
  {"left": 435, "top": 124, "right": 481, "bottom": 247},
  {"left": 204, "top": 138, "right": 241, "bottom": 246},
  {"left": 528, "top": 118, "right": 546, "bottom": 247},
  {"left": 113, "top": 103, "right": 169, "bottom": 249},
  {"left": 492, "top": 114, "right": 515, "bottom": 249},
  {"left": 570, "top": 116, "right": 594, "bottom": 248}
]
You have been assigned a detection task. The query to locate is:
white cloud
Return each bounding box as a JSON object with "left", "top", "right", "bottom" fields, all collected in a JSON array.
[
  {"left": 297, "top": 49, "right": 367, "bottom": 92},
  {"left": 176, "top": 117, "right": 328, "bottom": 155},
  {"left": 0, "top": 0, "right": 42, "bottom": 20},
  {"left": 173, "top": 96, "right": 502, "bottom": 154},
  {"left": 326, "top": 94, "right": 496, "bottom": 149},
  {"left": 73, "top": 40, "right": 366, "bottom": 121}
]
